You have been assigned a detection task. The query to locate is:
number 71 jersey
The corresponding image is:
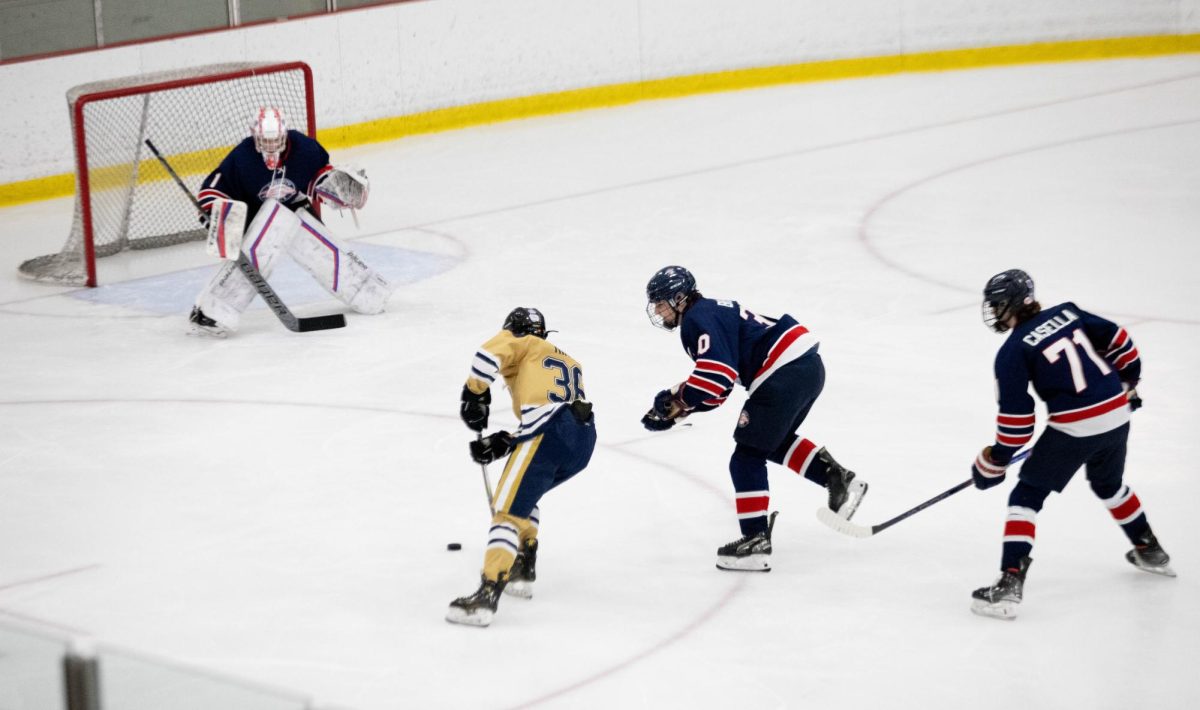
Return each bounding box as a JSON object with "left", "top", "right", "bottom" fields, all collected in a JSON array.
[
  {"left": 466, "top": 330, "right": 586, "bottom": 438},
  {"left": 992, "top": 301, "right": 1140, "bottom": 459}
]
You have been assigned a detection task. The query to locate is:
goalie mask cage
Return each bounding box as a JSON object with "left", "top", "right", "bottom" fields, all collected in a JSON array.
[{"left": 18, "top": 62, "right": 316, "bottom": 287}]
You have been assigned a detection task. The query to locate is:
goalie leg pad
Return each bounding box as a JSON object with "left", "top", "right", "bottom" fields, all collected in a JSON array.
[
  {"left": 206, "top": 198, "right": 248, "bottom": 260},
  {"left": 193, "top": 199, "right": 299, "bottom": 329},
  {"left": 291, "top": 209, "right": 393, "bottom": 313}
]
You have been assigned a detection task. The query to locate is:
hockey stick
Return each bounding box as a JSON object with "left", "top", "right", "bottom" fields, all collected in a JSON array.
[
  {"left": 143, "top": 138, "right": 345, "bottom": 333},
  {"left": 816, "top": 449, "right": 1031, "bottom": 539},
  {"left": 478, "top": 433, "right": 496, "bottom": 517}
]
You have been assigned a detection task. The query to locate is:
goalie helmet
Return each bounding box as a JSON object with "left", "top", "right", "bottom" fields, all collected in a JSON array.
[
  {"left": 503, "top": 307, "right": 548, "bottom": 339},
  {"left": 646, "top": 265, "right": 697, "bottom": 330},
  {"left": 252, "top": 107, "right": 288, "bottom": 170},
  {"left": 982, "top": 268, "right": 1036, "bottom": 333}
]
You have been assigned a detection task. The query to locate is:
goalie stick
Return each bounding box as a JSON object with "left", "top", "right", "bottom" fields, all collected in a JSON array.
[
  {"left": 143, "top": 138, "right": 346, "bottom": 333},
  {"left": 816, "top": 449, "right": 1031, "bottom": 539}
]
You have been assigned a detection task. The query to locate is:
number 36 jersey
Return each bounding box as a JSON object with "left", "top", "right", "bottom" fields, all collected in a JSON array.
[
  {"left": 991, "top": 302, "right": 1141, "bottom": 463},
  {"left": 465, "top": 330, "right": 586, "bottom": 438}
]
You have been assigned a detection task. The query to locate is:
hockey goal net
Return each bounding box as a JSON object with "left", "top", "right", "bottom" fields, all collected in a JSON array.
[{"left": 18, "top": 62, "right": 315, "bottom": 286}]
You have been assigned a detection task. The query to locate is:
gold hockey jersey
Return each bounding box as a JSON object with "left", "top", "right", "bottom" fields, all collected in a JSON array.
[{"left": 466, "top": 330, "right": 586, "bottom": 437}]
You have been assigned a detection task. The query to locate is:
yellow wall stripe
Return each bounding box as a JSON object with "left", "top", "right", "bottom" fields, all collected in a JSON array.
[{"left": 4, "top": 32, "right": 1199, "bottom": 208}]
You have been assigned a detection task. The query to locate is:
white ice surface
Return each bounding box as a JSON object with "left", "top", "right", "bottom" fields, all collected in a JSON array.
[{"left": 2, "top": 57, "right": 1199, "bottom": 710}]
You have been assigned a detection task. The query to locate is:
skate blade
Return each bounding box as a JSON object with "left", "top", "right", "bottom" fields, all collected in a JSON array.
[
  {"left": 445, "top": 606, "right": 494, "bottom": 627},
  {"left": 835, "top": 481, "right": 869, "bottom": 521},
  {"left": 716, "top": 554, "right": 771, "bottom": 572},
  {"left": 1127, "top": 550, "right": 1177, "bottom": 577},
  {"left": 504, "top": 580, "right": 533, "bottom": 598},
  {"left": 187, "top": 324, "right": 228, "bottom": 338},
  {"left": 1132, "top": 562, "right": 1177, "bottom": 578},
  {"left": 970, "top": 598, "right": 1018, "bottom": 620}
]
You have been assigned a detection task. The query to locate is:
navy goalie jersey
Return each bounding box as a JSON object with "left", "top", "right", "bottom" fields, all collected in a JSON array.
[
  {"left": 991, "top": 302, "right": 1141, "bottom": 464},
  {"left": 197, "top": 129, "right": 332, "bottom": 223},
  {"left": 676, "top": 298, "right": 820, "bottom": 411}
]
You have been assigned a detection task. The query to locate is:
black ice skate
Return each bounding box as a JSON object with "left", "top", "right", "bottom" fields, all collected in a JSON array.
[
  {"left": 446, "top": 574, "right": 508, "bottom": 627},
  {"left": 1125, "top": 531, "right": 1176, "bottom": 578},
  {"left": 504, "top": 538, "right": 538, "bottom": 599},
  {"left": 187, "top": 306, "right": 228, "bottom": 338},
  {"left": 971, "top": 557, "right": 1032, "bottom": 620},
  {"left": 716, "top": 511, "right": 778, "bottom": 572},
  {"left": 820, "top": 448, "right": 868, "bottom": 520}
]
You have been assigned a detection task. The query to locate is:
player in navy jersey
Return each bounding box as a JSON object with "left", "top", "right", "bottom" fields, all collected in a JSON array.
[
  {"left": 187, "top": 107, "right": 391, "bottom": 336},
  {"left": 641, "top": 265, "right": 868, "bottom": 571},
  {"left": 969, "top": 269, "right": 1174, "bottom": 620}
]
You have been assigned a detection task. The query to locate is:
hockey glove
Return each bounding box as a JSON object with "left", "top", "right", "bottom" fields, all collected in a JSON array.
[
  {"left": 971, "top": 446, "right": 1008, "bottom": 490},
  {"left": 470, "top": 431, "right": 513, "bottom": 464},
  {"left": 641, "top": 410, "right": 676, "bottom": 431},
  {"left": 460, "top": 385, "right": 491, "bottom": 432},
  {"left": 1123, "top": 382, "right": 1143, "bottom": 412}
]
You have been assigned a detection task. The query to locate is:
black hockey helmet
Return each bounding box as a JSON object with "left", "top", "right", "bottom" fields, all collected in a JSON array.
[
  {"left": 503, "top": 307, "right": 548, "bottom": 338},
  {"left": 982, "top": 269, "right": 1036, "bottom": 333},
  {"left": 646, "top": 265, "right": 698, "bottom": 330}
]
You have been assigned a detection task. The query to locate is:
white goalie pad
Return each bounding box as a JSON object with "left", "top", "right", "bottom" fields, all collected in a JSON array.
[
  {"left": 313, "top": 167, "right": 370, "bottom": 210},
  {"left": 194, "top": 199, "right": 300, "bottom": 329},
  {"left": 206, "top": 198, "right": 248, "bottom": 260},
  {"left": 291, "top": 208, "right": 393, "bottom": 313}
]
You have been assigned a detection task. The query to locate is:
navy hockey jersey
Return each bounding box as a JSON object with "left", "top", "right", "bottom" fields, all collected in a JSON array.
[
  {"left": 991, "top": 302, "right": 1141, "bottom": 464},
  {"left": 197, "top": 129, "right": 332, "bottom": 222},
  {"left": 676, "top": 298, "right": 819, "bottom": 411}
]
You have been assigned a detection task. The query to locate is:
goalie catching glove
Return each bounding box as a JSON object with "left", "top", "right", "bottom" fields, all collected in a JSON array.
[
  {"left": 470, "top": 431, "right": 513, "bottom": 464},
  {"left": 314, "top": 167, "right": 370, "bottom": 210},
  {"left": 640, "top": 384, "right": 689, "bottom": 431}
]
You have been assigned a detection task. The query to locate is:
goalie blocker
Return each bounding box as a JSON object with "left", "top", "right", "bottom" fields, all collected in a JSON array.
[{"left": 193, "top": 198, "right": 391, "bottom": 333}]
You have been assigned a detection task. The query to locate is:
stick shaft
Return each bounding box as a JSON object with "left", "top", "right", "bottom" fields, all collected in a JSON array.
[{"left": 478, "top": 433, "right": 496, "bottom": 517}]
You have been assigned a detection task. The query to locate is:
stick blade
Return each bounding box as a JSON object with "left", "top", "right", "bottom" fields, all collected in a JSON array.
[
  {"left": 297, "top": 313, "right": 347, "bottom": 332},
  {"left": 815, "top": 507, "right": 875, "bottom": 539}
]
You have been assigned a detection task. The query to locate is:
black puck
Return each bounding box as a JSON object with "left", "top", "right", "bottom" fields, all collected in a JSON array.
[{"left": 447, "top": 542, "right": 462, "bottom": 551}]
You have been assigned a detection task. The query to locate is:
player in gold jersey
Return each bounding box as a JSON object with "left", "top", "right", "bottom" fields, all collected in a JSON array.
[{"left": 446, "top": 307, "right": 596, "bottom": 627}]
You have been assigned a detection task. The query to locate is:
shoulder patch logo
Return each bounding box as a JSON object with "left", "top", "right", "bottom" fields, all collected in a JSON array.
[{"left": 738, "top": 409, "right": 750, "bottom": 428}]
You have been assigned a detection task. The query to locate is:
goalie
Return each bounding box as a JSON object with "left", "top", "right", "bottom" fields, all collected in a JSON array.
[{"left": 188, "top": 107, "right": 391, "bottom": 336}]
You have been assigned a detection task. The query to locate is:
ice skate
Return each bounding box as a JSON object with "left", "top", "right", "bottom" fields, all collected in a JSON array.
[
  {"left": 187, "top": 306, "right": 228, "bottom": 338},
  {"left": 716, "top": 511, "right": 777, "bottom": 572},
  {"left": 504, "top": 539, "right": 538, "bottom": 599},
  {"left": 971, "top": 557, "right": 1032, "bottom": 620},
  {"left": 820, "top": 448, "right": 867, "bottom": 520},
  {"left": 446, "top": 574, "right": 507, "bottom": 627},
  {"left": 1125, "top": 531, "right": 1176, "bottom": 578}
]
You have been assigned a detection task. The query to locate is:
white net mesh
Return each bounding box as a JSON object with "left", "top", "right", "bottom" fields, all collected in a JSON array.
[{"left": 18, "top": 62, "right": 314, "bottom": 286}]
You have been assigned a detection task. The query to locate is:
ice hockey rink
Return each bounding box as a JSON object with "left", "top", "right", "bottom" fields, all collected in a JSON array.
[{"left": 2, "top": 54, "right": 1199, "bottom": 710}]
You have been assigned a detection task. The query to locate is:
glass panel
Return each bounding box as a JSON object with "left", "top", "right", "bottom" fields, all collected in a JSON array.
[
  {"left": 0, "top": 0, "right": 97, "bottom": 60},
  {"left": 98, "top": 644, "right": 309, "bottom": 710},
  {"left": 241, "top": 0, "right": 326, "bottom": 23},
  {"left": 100, "top": 0, "right": 229, "bottom": 45},
  {"left": 0, "top": 619, "right": 71, "bottom": 710}
]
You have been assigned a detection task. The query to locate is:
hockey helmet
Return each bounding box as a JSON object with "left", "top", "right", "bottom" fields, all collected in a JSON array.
[
  {"left": 252, "top": 107, "right": 288, "bottom": 170},
  {"left": 982, "top": 268, "right": 1035, "bottom": 333},
  {"left": 646, "top": 265, "right": 697, "bottom": 330},
  {"left": 503, "top": 307, "right": 548, "bottom": 339}
]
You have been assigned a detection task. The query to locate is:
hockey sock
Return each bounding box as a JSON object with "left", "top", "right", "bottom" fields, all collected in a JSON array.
[
  {"left": 730, "top": 447, "right": 770, "bottom": 536},
  {"left": 769, "top": 434, "right": 825, "bottom": 485},
  {"left": 521, "top": 505, "right": 541, "bottom": 544},
  {"left": 1001, "top": 482, "right": 1050, "bottom": 571},
  {"left": 1092, "top": 481, "right": 1150, "bottom": 542},
  {"left": 483, "top": 518, "right": 521, "bottom": 582}
]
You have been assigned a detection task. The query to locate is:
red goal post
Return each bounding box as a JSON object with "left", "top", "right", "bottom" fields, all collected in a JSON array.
[{"left": 18, "top": 62, "right": 316, "bottom": 287}]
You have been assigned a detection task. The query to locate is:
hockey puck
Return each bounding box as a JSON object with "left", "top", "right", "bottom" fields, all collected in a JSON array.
[{"left": 446, "top": 542, "right": 462, "bottom": 551}]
